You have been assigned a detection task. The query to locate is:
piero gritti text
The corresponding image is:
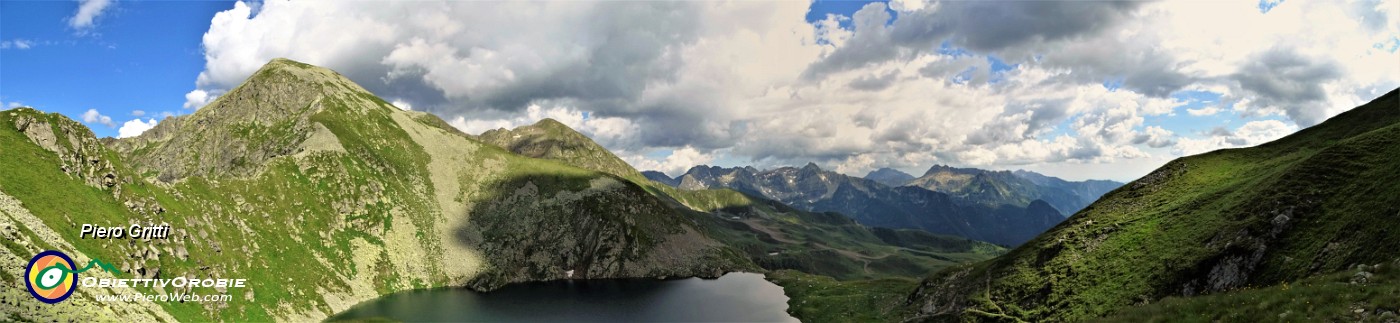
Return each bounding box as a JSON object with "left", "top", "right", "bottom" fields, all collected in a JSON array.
[{"left": 79, "top": 223, "right": 173, "bottom": 239}]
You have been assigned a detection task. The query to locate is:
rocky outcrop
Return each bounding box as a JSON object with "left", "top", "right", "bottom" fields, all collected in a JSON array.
[
  {"left": 10, "top": 108, "right": 122, "bottom": 191},
  {"left": 461, "top": 176, "right": 745, "bottom": 290}
]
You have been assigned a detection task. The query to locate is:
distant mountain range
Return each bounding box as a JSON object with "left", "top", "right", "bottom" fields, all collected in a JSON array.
[
  {"left": 646, "top": 163, "right": 1064, "bottom": 246},
  {"left": 903, "top": 165, "right": 1121, "bottom": 215}
]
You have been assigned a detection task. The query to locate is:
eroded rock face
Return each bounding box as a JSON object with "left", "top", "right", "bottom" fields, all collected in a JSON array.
[{"left": 11, "top": 109, "right": 121, "bottom": 190}]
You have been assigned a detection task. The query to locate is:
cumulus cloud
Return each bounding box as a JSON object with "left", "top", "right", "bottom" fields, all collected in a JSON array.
[
  {"left": 1187, "top": 106, "right": 1221, "bottom": 116},
  {"left": 622, "top": 146, "right": 715, "bottom": 177},
  {"left": 68, "top": 0, "right": 113, "bottom": 31},
  {"left": 1173, "top": 120, "right": 1297, "bottom": 155},
  {"left": 183, "top": 89, "right": 216, "bottom": 109},
  {"left": 186, "top": 0, "right": 1400, "bottom": 180},
  {"left": 390, "top": 99, "right": 412, "bottom": 111},
  {"left": 1230, "top": 49, "right": 1342, "bottom": 126},
  {"left": 848, "top": 70, "right": 899, "bottom": 91},
  {"left": 1132, "top": 126, "right": 1177, "bottom": 148},
  {"left": 117, "top": 118, "right": 158, "bottom": 138},
  {"left": 81, "top": 109, "right": 115, "bottom": 127},
  {"left": 448, "top": 103, "right": 639, "bottom": 148},
  {"left": 803, "top": 1, "right": 1146, "bottom": 80}
]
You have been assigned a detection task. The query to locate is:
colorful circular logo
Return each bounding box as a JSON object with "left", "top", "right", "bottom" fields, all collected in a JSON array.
[{"left": 25, "top": 250, "right": 78, "bottom": 304}]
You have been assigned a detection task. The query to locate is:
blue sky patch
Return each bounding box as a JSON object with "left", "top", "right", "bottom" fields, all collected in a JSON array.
[
  {"left": 1258, "top": 0, "right": 1285, "bottom": 13},
  {"left": 0, "top": 1, "right": 231, "bottom": 138},
  {"left": 806, "top": 0, "right": 894, "bottom": 28}
]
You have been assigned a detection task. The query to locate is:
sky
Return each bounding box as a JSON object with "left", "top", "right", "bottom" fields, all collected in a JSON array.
[{"left": 2, "top": 0, "right": 1397, "bottom": 182}]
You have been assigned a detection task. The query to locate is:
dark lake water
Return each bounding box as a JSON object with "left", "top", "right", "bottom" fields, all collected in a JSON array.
[{"left": 327, "top": 272, "right": 798, "bottom": 322}]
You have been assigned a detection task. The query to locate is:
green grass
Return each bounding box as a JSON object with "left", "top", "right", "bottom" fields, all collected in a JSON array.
[
  {"left": 1100, "top": 261, "right": 1400, "bottom": 322},
  {"left": 768, "top": 270, "right": 918, "bottom": 322}
]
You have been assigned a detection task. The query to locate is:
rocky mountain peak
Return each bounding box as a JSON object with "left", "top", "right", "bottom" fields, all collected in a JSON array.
[{"left": 110, "top": 58, "right": 401, "bottom": 181}]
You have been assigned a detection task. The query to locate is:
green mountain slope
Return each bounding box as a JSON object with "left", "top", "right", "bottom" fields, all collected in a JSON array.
[
  {"left": 906, "top": 88, "right": 1400, "bottom": 321},
  {"left": 0, "top": 58, "right": 748, "bottom": 322}
]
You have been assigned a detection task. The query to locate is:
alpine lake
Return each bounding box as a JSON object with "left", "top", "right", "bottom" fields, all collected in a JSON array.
[{"left": 327, "top": 272, "right": 798, "bottom": 322}]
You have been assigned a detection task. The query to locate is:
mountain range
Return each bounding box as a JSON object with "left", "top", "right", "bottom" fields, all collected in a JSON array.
[
  {"left": 904, "top": 165, "right": 1121, "bottom": 215},
  {"left": 646, "top": 164, "right": 1065, "bottom": 246}
]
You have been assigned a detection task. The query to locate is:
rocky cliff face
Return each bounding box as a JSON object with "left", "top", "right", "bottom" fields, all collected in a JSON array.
[
  {"left": 905, "top": 88, "right": 1400, "bottom": 322},
  {"left": 0, "top": 58, "right": 747, "bottom": 322},
  {"left": 12, "top": 110, "right": 123, "bottom": 190}
]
